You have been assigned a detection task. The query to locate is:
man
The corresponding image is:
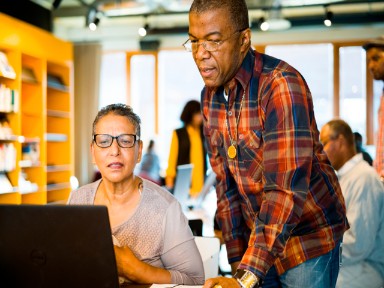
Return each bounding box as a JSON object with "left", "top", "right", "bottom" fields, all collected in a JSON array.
[
  {"left": 185, "top": 1, "right": 349, "bottom": 287},
  {"left": 320, "top": 119, "right": 384, "bottom": 288},
  {"left": 363, "top": 36, "right": 384, "bottom": 181}
]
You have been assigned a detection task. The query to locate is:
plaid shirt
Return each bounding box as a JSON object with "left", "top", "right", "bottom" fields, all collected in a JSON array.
[
  {"left": 375, "top": 90, "right": 384, "bottom": 176},
  {"left": 201, "top": 49, "right": 348, "bottom": 279}
]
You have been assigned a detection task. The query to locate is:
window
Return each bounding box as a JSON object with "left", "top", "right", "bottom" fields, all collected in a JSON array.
[
  {"left": 265, "top": 44, "right": 334, "bottom": 129},
  {"left": 157, "top": 50, "right": 204, "bottom": 167},
  {"left": 99, "top": 52, "right": 127, "bottom": 109},
  {"left": 129, "top": 54, "right": 156, "bottom": 142},
  {"left": 339, "top": 46, "right": 366, "bottom": 136}
]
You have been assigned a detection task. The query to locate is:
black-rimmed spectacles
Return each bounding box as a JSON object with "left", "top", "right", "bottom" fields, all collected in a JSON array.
[{"left": 93, "top": 134, "right": 139, "bottom": 148}]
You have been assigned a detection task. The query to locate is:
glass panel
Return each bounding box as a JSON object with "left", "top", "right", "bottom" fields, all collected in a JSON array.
[
  {"left": 339, "top": 46, "right": 366, "bottom": 137},
  {"left": 99, "top": 52, "right": 127, "bottom": 109},
  {"left": 265, "top": 44, "right": 333, "bottom": 130},
  {"left": 130, "top": 54, "right": 156, "bottom": 143},
  {"left": 158, "top": 50, "right": 204, "bottom": 167}
]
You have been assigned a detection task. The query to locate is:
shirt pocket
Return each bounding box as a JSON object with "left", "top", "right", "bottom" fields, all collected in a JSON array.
[
  {"left": 208, "top": 129, "right": 226, "bottom": 159},
  {"left": 238, "top": 130, "right": 263, "bottom": 181}
]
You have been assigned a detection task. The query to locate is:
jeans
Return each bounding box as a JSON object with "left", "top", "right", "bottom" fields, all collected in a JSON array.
[{"left": 262, "top": 241, "right": 342, "bottom": 288}]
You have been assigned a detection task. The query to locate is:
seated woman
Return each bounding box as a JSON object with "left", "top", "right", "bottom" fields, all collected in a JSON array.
[{"left": 67, "top": 103, "right": 204, "bottom": 285}]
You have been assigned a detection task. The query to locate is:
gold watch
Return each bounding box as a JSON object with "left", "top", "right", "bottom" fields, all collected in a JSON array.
[{"left": 234, "top": 269, "right": 261, "bottom": 288}]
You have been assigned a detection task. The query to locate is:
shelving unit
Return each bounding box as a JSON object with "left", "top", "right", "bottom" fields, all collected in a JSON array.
[{"left": 0, "top": 12, "right": 73, "bottom": 205}]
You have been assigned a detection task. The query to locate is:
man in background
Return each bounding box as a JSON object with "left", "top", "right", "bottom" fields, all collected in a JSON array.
[
  {"left": 363, "top": 36, "right": 384, "bottom": 181},
  {"left": 320, "top": 119, "right": 384, "bottom": 288}
]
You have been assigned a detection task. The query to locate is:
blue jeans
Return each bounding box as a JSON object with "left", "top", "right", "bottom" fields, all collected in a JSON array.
[{"left": 262, "top": 241, "right": 342, "bottom": 288}]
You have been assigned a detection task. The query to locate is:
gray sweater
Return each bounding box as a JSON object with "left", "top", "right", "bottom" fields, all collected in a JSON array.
[{"left": 67, "top": 178, "right": 205, "bottom": 284}]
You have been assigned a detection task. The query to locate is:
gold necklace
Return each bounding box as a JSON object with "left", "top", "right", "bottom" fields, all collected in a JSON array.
[{"left": 225, "top": 89, "right": 246, "bottom": 159}]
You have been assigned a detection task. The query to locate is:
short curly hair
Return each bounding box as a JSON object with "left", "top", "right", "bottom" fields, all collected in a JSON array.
[{"left": 92, "top": 103, "right": 141, "bottom": 137}]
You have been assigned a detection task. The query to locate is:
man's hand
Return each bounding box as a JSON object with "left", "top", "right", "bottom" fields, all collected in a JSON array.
[{"left": 203, "top": 276, "right": 241, "bottom": 288}]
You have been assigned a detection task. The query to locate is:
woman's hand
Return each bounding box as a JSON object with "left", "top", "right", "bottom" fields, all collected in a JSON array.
[{"left": 203, "top": 276, "right": 241, "bottom": 288}]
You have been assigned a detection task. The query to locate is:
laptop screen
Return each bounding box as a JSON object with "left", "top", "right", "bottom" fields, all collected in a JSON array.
[{"left": 0, "top": 204, "right": 120, "bottom": 288}]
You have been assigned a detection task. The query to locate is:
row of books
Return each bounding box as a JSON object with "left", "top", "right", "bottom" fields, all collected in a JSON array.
[
  {"left": 0, "top": 84, "right": 19, "bottom": 113},
  {"left": 0, "top": 142, "right": 16, "bottom": 172}
]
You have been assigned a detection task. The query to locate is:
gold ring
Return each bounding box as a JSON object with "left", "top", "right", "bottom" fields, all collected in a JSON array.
[{"left": 213, "top": 285, "right": 223, "bottom": 288}]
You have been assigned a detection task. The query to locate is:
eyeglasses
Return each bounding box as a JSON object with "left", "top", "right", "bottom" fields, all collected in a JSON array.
[
  {"left": 182, "top": 29, "right": 246, "bottom": 52},
  {"left": 93, "top": 134, "right": 139, "bottom": 148}
]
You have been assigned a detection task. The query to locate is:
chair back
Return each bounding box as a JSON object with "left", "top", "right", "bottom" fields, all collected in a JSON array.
[{"left": 194, "top": 236, "right": 220, "bottom": 280}]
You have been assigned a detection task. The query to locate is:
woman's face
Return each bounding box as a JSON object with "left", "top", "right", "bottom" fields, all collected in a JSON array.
[{"left": 91, "top": 113, "right": 143, "bottom": 184}]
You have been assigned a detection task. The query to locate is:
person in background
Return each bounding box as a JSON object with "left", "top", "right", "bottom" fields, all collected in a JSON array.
[
  {"left": 353, "top": 132, "right": 373, "bottom": 166},
  {"left": 67, "top": 103, "right": 204, "bottom": 285},
  {"left": 363, "top": 36, "right": 384, "bottom": 181},
  {"left": 320, "top": 119, "right": 384, "bottom": 288},
  {"left": 185, "top": 0, "right": 349, "bottom": 287},
  {"left": 138, "top": 139, "right": 162, "bottom": 185},
  {"left": 166, "top": 100, "right": 208, "bottom": 197}
]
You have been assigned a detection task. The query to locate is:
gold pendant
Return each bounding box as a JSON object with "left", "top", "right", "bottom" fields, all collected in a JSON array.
[{"left": 228, "top": 145, "right": 237, "bottom": 159}]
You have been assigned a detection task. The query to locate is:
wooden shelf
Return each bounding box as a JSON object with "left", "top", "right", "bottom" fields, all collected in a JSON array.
[
  {"left": 47, "top": 109, "right": 70, "bottom": 118},
  {"left": 46, "top": 164, "right": 71, "bottom": 172},
  {"left": 46, "top": 182, "right": 71, "bottom": 191}
]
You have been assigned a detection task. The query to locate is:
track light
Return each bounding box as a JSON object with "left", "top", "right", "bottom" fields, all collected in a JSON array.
[
  {"left": 52, "top": 0, "right": 62, "bottom": 10},
  {"left": 138, "top": 24, "right": 149, "bottom": 37},
  {"left": 324, "top": 6, "right": 333, "bottom": 27},
  {"left": 259, "top": 17, "right": 269, "bottom": 31},
  {"left": 86, "top": 7, "right": 101, "bottom": 31}
]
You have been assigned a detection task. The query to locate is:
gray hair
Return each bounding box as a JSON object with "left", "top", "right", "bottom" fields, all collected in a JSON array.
[{"left": 92, "top": 103, "right": 141, "bottom": 137}]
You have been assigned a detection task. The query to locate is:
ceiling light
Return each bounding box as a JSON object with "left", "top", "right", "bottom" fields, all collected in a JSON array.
[
  {"left": 324, "top": 10, "right": 333, "bottom": 27},
  {"left": 86, "top": 8, "right": 101, "bottom": 31},
  {"left": 138, "top": 24, "right": 149, "bottom": 37}
]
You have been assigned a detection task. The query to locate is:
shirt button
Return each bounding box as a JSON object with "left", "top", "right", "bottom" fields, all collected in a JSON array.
[{"left": 228, "top": 111, "right": 232, "bottom": 116}]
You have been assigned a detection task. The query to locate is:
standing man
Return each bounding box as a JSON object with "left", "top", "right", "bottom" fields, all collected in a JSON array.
[
  {"left": 363, "top": 36, "right": 384, "bottom": 181},
  {"left": 184, "top": 1, "right": 349, "bottom": 287},
  {"left": 320, "top": 119, "right": 384, "bottom": 288}
]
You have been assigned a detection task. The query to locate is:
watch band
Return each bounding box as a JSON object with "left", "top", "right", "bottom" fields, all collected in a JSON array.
[{"left": 234, "top": 269, "right": 260, "bottom": 288}]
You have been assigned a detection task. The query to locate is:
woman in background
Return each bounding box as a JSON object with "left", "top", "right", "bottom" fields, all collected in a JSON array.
[
  {"left": 68, "top": 103, "right": 204, "bottom": 285},
  {"left": 138, "top": 139, "right": 162, "bottom": 185},
  {"left": 166, "top": 100, "right": 207, "bottom": 197}
]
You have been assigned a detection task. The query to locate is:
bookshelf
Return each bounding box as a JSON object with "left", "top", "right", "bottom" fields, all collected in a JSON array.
[{"left": 0, "top": 13, "right": 73, "bottom": 205}]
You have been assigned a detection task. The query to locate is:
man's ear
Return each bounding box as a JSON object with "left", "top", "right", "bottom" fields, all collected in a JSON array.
[{"left": 240, "top": 28, "right": 251, "bottom": 51}]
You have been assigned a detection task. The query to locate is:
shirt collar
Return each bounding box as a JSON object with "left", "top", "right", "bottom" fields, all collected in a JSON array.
[{"left": 337, "top": 153, "right": 363, "bottom": 178}]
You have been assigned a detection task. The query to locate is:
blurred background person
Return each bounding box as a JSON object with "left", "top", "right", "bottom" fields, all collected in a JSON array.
[
  {"left": 68, "top": 103, "right": 204, "bottom": 285},
  {"left": 320, "top": 119, "right": 384, "bottom": 288},
  {"left": 353, "top": 132, "right": 373, "bottom": 166},
  {"left": 138, "top": 139, "right": 162, "bottom": 185},
  {"left": 165, "top": 100, "right": 208, "bottom": 197},
  {"left": 363, "top": 36, "right": 384, "bottom": 181}
]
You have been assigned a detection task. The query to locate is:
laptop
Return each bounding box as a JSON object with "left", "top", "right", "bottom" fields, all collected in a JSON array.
[
  {"left": 0, "top": 204, "right": 120, "bottom": 288},
  {"left": 172, "top": 163, "right": 193, "bottom": 210}
]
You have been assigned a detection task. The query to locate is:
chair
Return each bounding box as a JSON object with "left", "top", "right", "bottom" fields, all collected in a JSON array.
[{"left": 194, "top": 236, "right": 221, "bottom": 280}]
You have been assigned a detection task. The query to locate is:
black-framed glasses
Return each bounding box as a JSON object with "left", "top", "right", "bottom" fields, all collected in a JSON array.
[
  {"left": 182, "top": 29, "right": 246, "bottom": 52},
  {"left": 93, "top": 134, "right": 139, "bottom": 148}
]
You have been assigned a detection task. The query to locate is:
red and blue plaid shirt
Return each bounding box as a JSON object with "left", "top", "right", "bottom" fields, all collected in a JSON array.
[{"left": 201, "top": 49, "right": 348, "bottom": 279}]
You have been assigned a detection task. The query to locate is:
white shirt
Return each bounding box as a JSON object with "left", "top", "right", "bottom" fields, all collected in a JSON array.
[{"left": 337, "top": 153, "right": 384, "bottom": 279}]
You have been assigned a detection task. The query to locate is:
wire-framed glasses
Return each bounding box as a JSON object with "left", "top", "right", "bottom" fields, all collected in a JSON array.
[
  {"left": 182, "top": 29, "right": 246, "bottom": 52},
  {"left": 93, "top": 134, "right": 139, "bottom": 148}
]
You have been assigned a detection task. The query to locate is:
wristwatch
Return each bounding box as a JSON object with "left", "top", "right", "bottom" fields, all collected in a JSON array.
[{"left": 234, "top": 269, "right": 261, "bottom": 288}]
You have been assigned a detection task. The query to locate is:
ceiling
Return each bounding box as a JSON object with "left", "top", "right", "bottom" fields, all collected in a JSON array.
[{"left": 34, "top": 0, "right": 384, "bottom": 35}]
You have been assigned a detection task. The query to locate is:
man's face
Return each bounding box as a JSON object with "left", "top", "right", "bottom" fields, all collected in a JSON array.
[
  {"left": 320, "top": 124, "right": 343, "bottom": 171},
  {"left": 188, "top": 8, "right": 250, "bottom": 88},
  {"left": 367, "top": 47, "right": 384, "bottom": 81}
]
